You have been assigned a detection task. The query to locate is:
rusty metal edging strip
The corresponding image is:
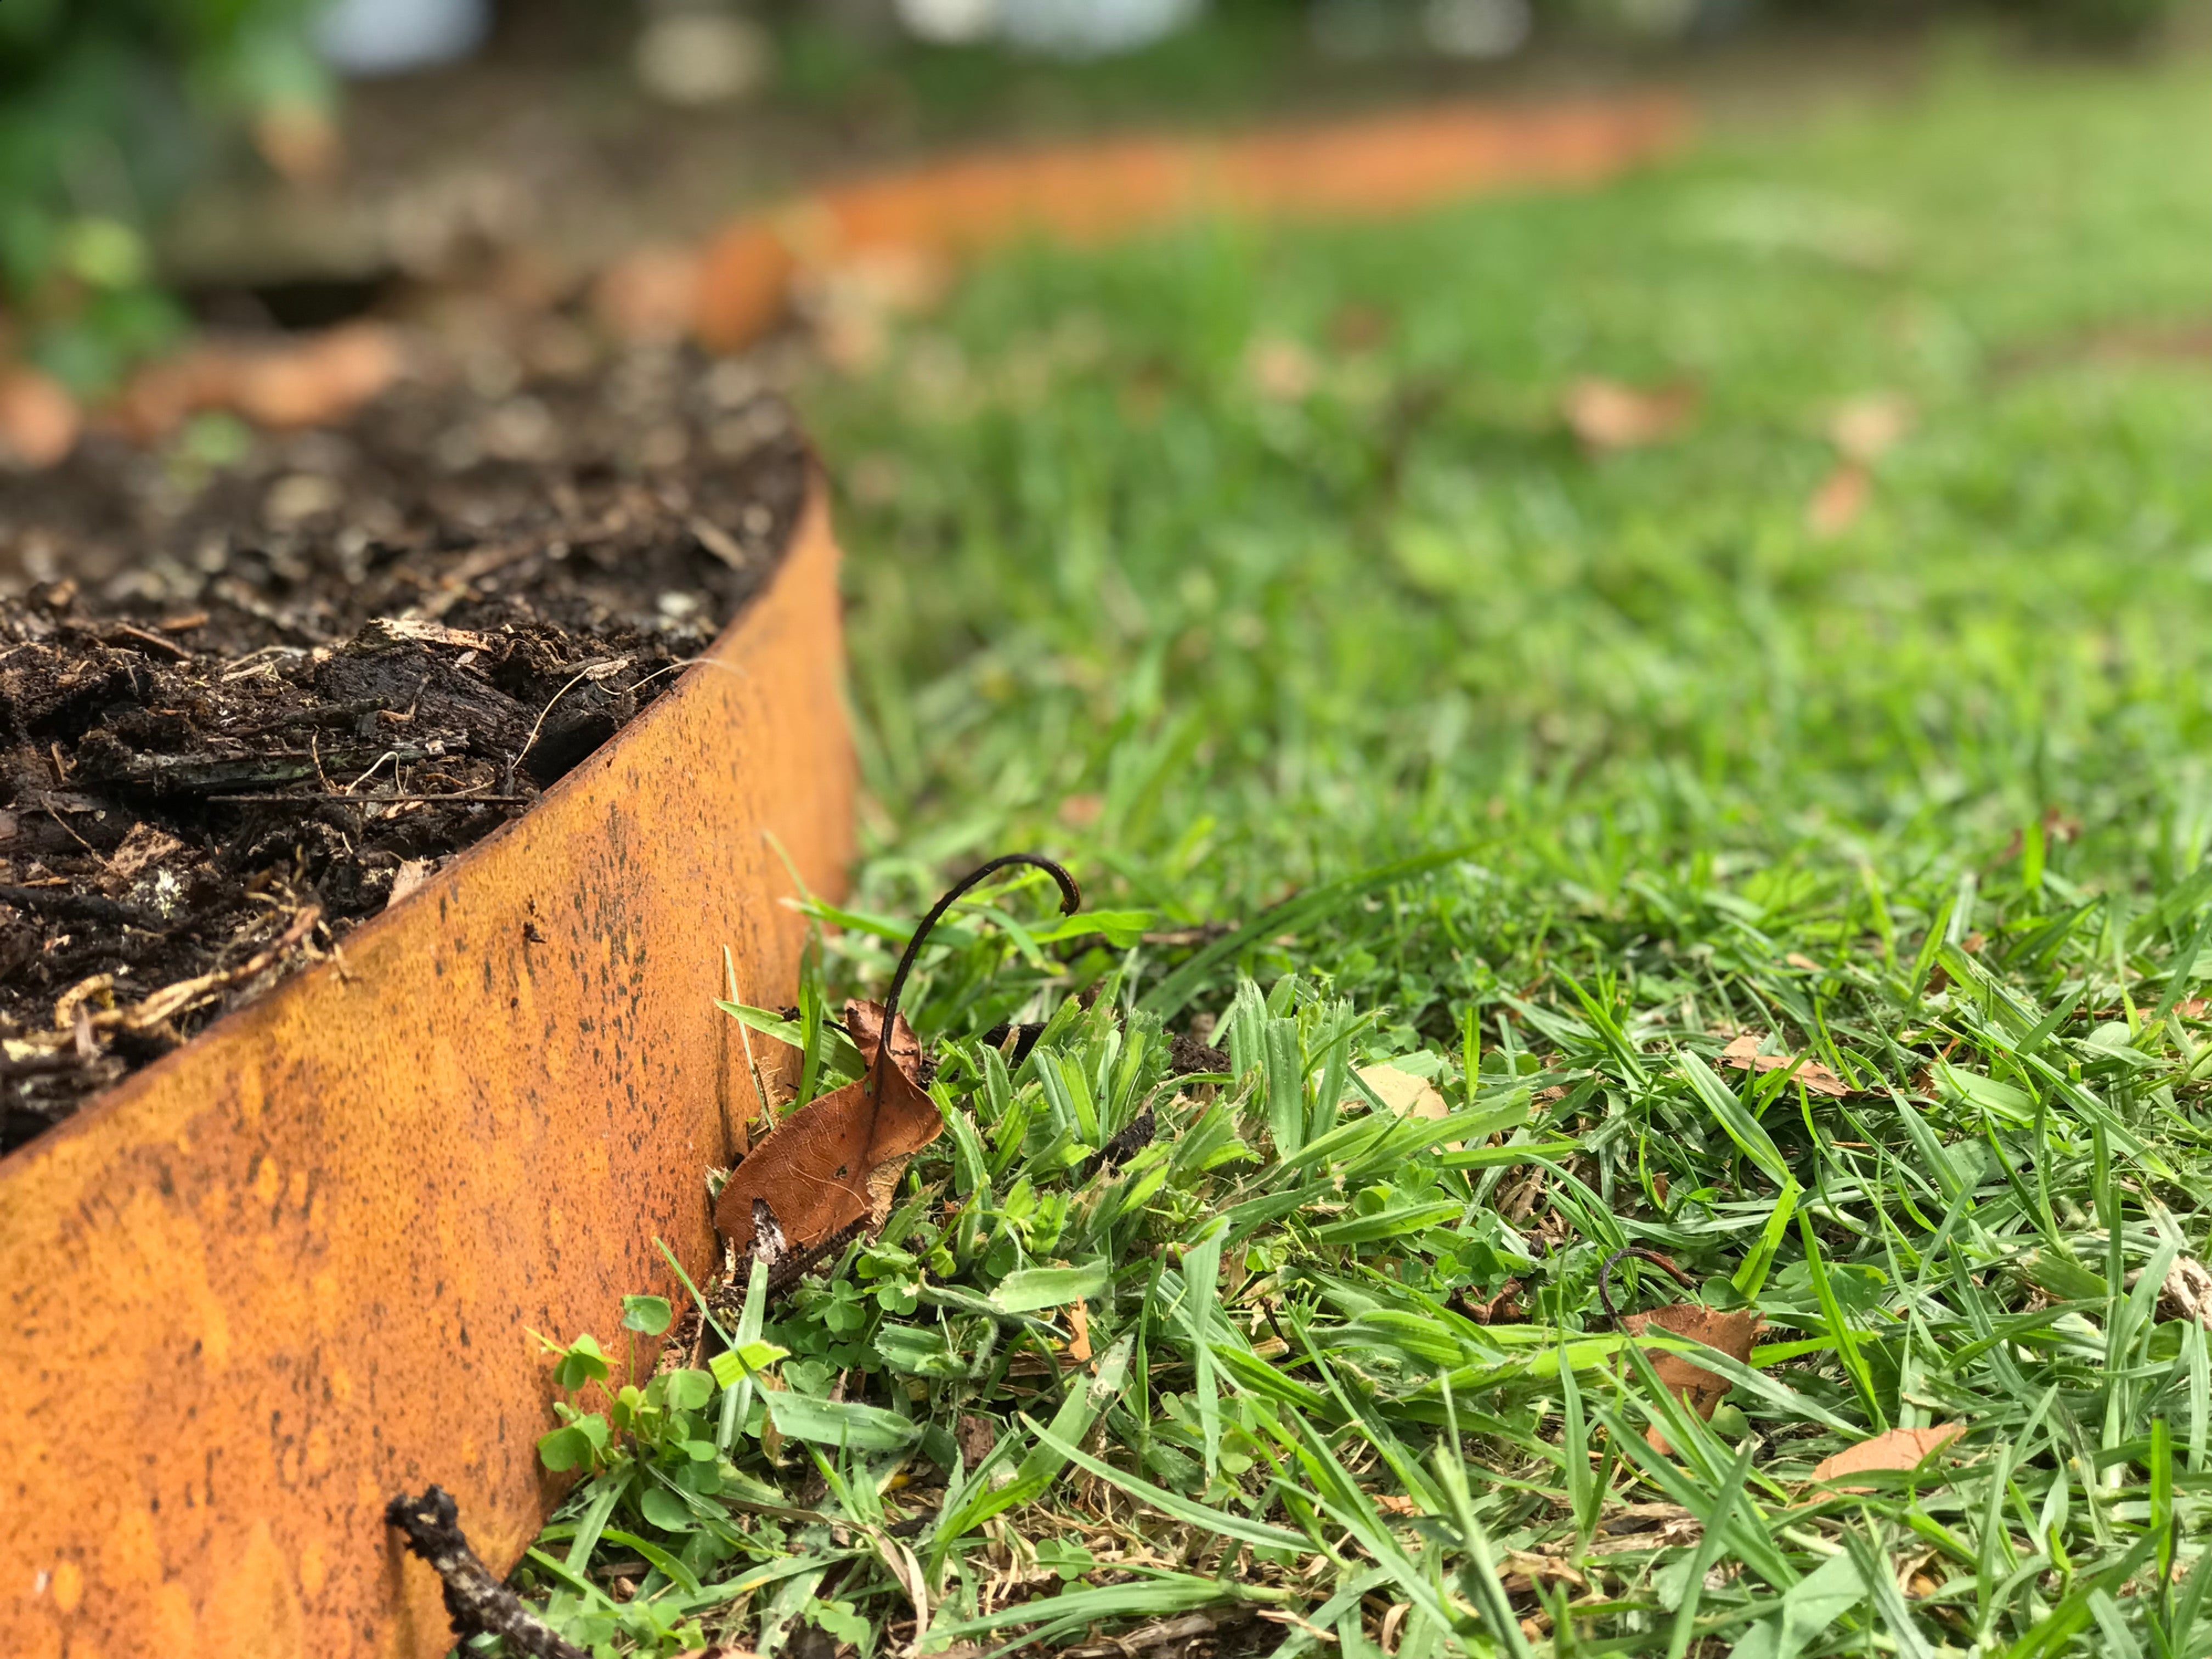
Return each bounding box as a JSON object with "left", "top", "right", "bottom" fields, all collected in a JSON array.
[
  {"left": 695, "top": 92, "right": 1694, "bottom": 349},
  {"left": 1, "top": 481, "right": 854, "bottom": 1658}
]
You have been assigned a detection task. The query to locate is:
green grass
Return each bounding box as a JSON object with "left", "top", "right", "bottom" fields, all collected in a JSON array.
[{"left": 515, "top": 53, "right": 2212, "bottom": 1659}]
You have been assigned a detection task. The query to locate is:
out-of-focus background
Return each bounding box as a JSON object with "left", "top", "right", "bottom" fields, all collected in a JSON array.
[
  {"left": 0, "top": 0, "right": 2191, "bottom": 426},
  {"left": 22, "top": 8, "right": 2212, "bottom": 1649}
]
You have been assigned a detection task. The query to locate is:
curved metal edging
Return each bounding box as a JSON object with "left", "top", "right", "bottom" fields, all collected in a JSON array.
[
  {"left": 1, "top": 479, "right": 853, "bottom": 1658},
  {"left": 697, "top": 94, "right": 1692, "bottom": 350}
]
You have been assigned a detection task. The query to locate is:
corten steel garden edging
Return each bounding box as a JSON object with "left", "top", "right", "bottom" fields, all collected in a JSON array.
[
  {"left": 693, "top": 93, "right": 1693, "bottom": 351},
  {"left": 2, "top": 482, "right": 854, "bottom": 1658}
]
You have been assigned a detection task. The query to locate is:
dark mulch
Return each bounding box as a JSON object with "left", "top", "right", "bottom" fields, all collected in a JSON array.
[{"left": 0, "top": 342, "right": 809, "bottom": 1152}]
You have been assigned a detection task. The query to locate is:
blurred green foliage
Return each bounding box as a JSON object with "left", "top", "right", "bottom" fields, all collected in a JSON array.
[{"left": 0, "top": 0, "right": 329, "bottom": 390}]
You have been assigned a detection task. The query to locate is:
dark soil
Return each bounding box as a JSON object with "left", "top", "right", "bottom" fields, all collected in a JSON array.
[{"left": 0, "top": 343, "right": 809, "bottom": 1153}]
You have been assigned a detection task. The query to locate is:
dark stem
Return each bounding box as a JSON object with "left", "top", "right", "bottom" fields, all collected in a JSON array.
[
  {"left": 385, "top": 1486, "right": 587, "bottom": 1659},
  {"left": 1595, "top": 1245, "right": 1699, "bottom": 1324},
  {"left": 867, "top": 853, "right": 1080, "bottom": 1108}
]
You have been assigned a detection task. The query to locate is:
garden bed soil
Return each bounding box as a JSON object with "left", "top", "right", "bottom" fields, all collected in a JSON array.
[{"left": 0, "top": 345, "right": 808, "bottom": 1151}]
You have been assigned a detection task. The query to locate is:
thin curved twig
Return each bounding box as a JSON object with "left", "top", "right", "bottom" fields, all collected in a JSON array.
[{"left": 865, "top": 853, "right": 1081, "bottom": 1110}]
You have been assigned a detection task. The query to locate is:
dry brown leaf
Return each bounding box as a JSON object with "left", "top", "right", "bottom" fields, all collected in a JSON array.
[
  {"left": 1620, "top": 1304, "right": 1763, "bottom": 1454},
  {"left": 712, "top": 997, "right": 940, "bottom": 1258},
  {"left": 956, "top": 1413, "right": 997, "bottom": 1470},
  {"left": 228, "top": 323, "right": 403, "bottom": 429},
  {"left": 798, "top": 249, "right": 950, "bottom": 373},
  {"left": 1806, "top": 461, "right": 1870, "bottom": 539},
  {"left": 0, "top": 366, "right": 81, "bottom": 469},
  {"left": 1564, "top": 377, "right": 1699, "bottom": 450},
  {"left": 1719, "top": 1033, "right": 1849, "bottom": 1098},
  {"left": 120, "top": 323, "right": 403, "bottom": 437},
  {"left": 108, "top": 823, "right": 186, "bottom": 882},
  {"left": 1455, "top": 1277, "right": 1524, "bottom": 1324},
  {"left": 1358, "top": 1062, "right": 1462, "bottom": 1151},
  {"left": 715, "top": 854, "right": 1079, "bottom": 1274},
  {"left": 1374, "top": 1493, "right": 1421, "bottom": 1516},
  {"left": 1359, "top": 1063, "right": 1445, "bottom": 1121},
  {"left": 593, "top": 245, "right": 703, "bottom": 343},
  {"left": 1829, "top": 392, "right": 1913, "bottom": 463},
  {"left": 386, "top": 858, "right": 435, "bottom": 911},
  {"left": 1064, "top": 1299, "right": 1093, "bottom": 1363},
  {"left": 1811, "top": 1424, "right": 1965, "bottom": 1488},
  {"left": 1498, "top": 1551, "right": 1585, "bottom": 1594},
  {"left": 2159, "top": 1255, "right": 2212, "bottom": 1328},
  {"left": 1248, "top": 337, "right": 1318, "bottom": 402},
  {"left": 253, "top": 101, "right": 342, "bottom": 185},
  {"left": 1587, "top": 1502, "right": 1701, "bottom": 1553}
]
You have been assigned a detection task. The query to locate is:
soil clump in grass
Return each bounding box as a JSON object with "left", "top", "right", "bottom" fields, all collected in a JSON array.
[{"left": 0, "top": 347, "right": 808, "bottom": 1151}]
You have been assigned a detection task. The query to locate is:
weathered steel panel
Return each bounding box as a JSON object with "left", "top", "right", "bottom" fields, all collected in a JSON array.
[{"left": 1, "top": 484, "right": 854, "bottom": 1657}]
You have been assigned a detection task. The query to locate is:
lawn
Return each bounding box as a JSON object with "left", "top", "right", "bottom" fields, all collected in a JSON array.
[{"left": 516, "top": 52, "right": 2212, "bottom": 1658}]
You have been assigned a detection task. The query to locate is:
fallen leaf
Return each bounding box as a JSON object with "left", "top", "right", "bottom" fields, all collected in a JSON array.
[
  {"left": 1247, "top": 337, "right": 1317, "bottom": 402},
  {"left": 108, "top": 823, "right": 187, "bottom": 882},
  {"left": 1454, "top": 1277, "right": 1523, "bottom": 1324},
  {"left": 798, "top": 248, "right": 950, "bottom": 373},
  {"left": 712, "top": 996, "right": 939, "bottom": 1259},
  {"left": 1329, "top": 301, "right": 1393, "bottom": 353},
  {"left": 1587, "top": 1501, "right": 1701, "bottom": 1553},
  {"left": 1620, "top": 1304, "right": 1763, "bottom": 1454},
  {"left": 1064, "top": 1298, "right": 1093, "bottom": 1363},
  {"left": 235, "top": 323, "right": 404, "bottom": 428},
  {"left": 120, "top": 323, "right": 403, "bottom": 437},
  {"left": 593, "top": 245, "right": 703, "bottom": 344},
  {"left": 1563, "top": 377, "right": 1698, "bottom": 450},
  {"left": 2159, "top": 1255, "right": 2212, "bottom": 1328},
  {"left": 1374, "top": 1493, "right": 1421, "bottom": 1516},
  {"left": 386, "top": 859, "right": 434, "bottom": 911},
  {"left": 253, "top": 101, "right": 342, "bottom": 185},
  {"left": 1498, "top": 1550, "right": 1585, "bottom": 1593},
  {"left": 956, "top": 1413, "right": 998, "bottom": 1470},
  {"left": 714, "top": 853, "right": 1081, "bottom": 1270},
  {"left": 362, "top": 618, "right": 498, "bottom": 653},
  {"left": 0, "top": 366, "right": 81, "bottom": 469},
  {"left": 1811, "top": 1424, "right": 1965, "bottom": 1489},
  {"left": 1359, "top": 1063, "right": 1458, "bottom": 1145},
  {"left": 1718, "top": 1032, "right": 1849, "bottom": 1097},
  {"left": 1829, "top": 392, "right": 1913, "bottom": 463},
  {"left": 1805, "top": 461, "right": 1870, "bottom": 539}
]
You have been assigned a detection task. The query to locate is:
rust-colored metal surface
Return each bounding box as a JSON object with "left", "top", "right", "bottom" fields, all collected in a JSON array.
[
  {"left": 698, "top": 93, "right": 1692, "bottom": 350},
  {"left": 1, "top": 484, "right": 854, "bottom": 1658}
]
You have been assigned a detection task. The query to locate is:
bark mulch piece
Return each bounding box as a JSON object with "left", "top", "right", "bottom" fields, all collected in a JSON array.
[{"left": 0, "top": 343, "right": 808, "bottom": 1151}]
